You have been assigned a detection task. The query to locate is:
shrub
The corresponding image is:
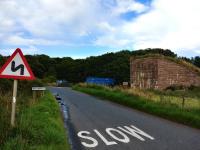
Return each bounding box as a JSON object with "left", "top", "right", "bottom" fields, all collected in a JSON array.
[
  {"left": 42, "top": 76, "right": 56, "bottom": 83},
  {"left": 18, "top": 79, "right": 44, "bottom": 94},
  {"left": 165, "top": 85, "right": 186, "bottom": 91},
  {"left": 0, "top": 79, "right": 12, "bottom": 93}
]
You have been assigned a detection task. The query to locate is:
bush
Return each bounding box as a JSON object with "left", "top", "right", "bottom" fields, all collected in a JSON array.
[
  {"left": 188, "top": 85, "right": 200, "bottom": 91},
  {"left": 0, "top": 79, "right": 12, "bottom": 93},
  {"left": 165, "top": 85, "right": 186, "bottom": 91},
  {"left": 18, "top": 79, "right": 44, "bottom": 94},
  {"left": 42, "top": 76, "right": 56, "bottom": 83},
  {"left": 0, "top": 78, "right": 44, "bottom": 95}
]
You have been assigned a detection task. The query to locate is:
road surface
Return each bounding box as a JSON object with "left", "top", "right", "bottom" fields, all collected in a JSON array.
[{"left": 49, "top": 87, "right": 200, "bottom": 150}]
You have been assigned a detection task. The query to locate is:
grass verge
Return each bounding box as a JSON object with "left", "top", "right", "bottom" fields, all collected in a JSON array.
[
  {"left": 1, "top": 92, "right": 70, "bottom": 150},
  {"left": 123, "top": 88, "right": 200, "bottom": 109},
  {"left": 73, "top": 84, "right": 200, "bottom": 129}
]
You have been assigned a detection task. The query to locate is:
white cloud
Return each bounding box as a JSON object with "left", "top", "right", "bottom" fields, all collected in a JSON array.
[
  {"left": 0, "top": 46, "right": 40, "bottom": 56},
  {"left": 95, "top": 35, "right": 130, "bottom": 48},
  {"left": 97, "top": 22, "right": 116, "bottom": 33},
  {"left": 95, "top": 0, "right": 200, "bottom": 56},
  {"left": 0, "top": 0, "right": 100, "bottom": 40},
  {"left": 132, "top": 0, "right": 200, "bottom": 51},
  {"left": 112, "top": 0, "right": 149, "bottom": 15},
  {"left": 4, "top": 35, "right": 64, "bottom": 46},
  {"left": 0, "top": 0, "right": 200, "bottom": 57}
]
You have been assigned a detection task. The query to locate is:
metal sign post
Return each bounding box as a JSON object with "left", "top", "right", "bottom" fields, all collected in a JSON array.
[
  {"left": 11, "top": 80, "right": 18, "bottom": 126},
  {"left": 0, "top": 48, "right": 35, "bottom": 127}
]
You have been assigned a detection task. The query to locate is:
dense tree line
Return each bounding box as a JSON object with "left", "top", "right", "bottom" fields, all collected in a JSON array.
[{"left": 0, "top": 48, "right": 199, "bottom": 84}]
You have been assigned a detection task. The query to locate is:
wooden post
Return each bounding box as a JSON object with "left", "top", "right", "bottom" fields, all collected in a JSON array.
[
  {"left": 182, "top": 88, "right": 186, "bottom": 109},
  {"left": 182, "top": 95, "right": 185, "bottom": 108},
  {"left": 11, "top": 80, "right": 18, "bottom": 127},
  {"left": 33, "top": 90, "right": 36, "bottom": 100}
]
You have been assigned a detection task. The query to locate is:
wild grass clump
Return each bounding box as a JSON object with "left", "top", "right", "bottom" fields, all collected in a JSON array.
[
  {"left": 121, "top": 86, "right": 200, "bottom": 109},
  {"left": 0, "top": 91, "right": 30, "bottom": 148},
  {"left": 0, "top": 92, "right": 70, "bottom": 150},
  {"left": 0, "top": 79, "right": 70, "bottom": 150}
]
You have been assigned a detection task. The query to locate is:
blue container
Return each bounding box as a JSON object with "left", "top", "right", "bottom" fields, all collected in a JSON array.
[{"left": 86, "top": 77, "right": 115, "bottom": 86}]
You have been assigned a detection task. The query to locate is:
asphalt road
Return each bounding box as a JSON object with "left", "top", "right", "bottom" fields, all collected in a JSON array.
[{"left": 49, "top": 87, "right": 200, "bottom": 150}]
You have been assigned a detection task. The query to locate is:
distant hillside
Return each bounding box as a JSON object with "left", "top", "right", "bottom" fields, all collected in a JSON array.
[{"left": 0, "top": 48, "right": 199, "bottom": 84}]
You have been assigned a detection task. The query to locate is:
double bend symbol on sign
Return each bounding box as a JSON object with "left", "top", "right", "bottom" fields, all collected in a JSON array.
[
  {"left": 0, "top": 48, "right": 35, "bottom": 80},
  {"left": 11, "top": 61, "right": 24, "bottom": 75}
]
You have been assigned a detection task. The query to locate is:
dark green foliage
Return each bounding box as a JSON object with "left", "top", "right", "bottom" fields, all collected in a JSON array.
[
  {"left": 165, "top": 85, "right": 186, "bottom": 91},
  {"left": 18, "top": 79, "right": 44, "bottom": 94},
  {"left": 1, "top": 48, "right": 199, "bottom": 84},
  {"left": 0, "top": 79, "right": 13, "bottom": 92},
  {"left": 0, "top": 54, "right": 6, "bottom": 66},
  {"left": 180, "top": 57, "right": 193, "bottom": 63},
  {"left": 0, "top": 79, "right": 44, "bottom": 95},
  {"left": 25, "top": 55, "right": 56, "bottom": 79},
  {"left": 42, "top": 76, "right": 56, "bottom": 83},
  {"left": 192, "top": 56, "right": 200, "bottom": 68},
  {"left": 130, "top": 48, "right": 177, "bottom": 57}
]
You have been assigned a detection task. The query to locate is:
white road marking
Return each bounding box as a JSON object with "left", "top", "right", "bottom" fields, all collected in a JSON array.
[
  {"left": 106, "top": 128, "right": 130, "bottom": 143},
  {"left": 117, "top": 125, "right": 154, "bottom": 141},
  {"left": 94, "top": 129, "right": 117, "bottom": 146},
  {"left": 77, "top": 131, "right": 98, "bottom": 148},
  {"left": 77, "top": 124, "right": 155, "bottom": 148}
]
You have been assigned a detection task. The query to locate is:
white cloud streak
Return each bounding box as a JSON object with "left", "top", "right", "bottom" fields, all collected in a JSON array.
[
  {"left": 0, "top": 46, "right": 40, "bottom": 56},
  {"left": 96, "top": 0, "right": 200, "bottom": 56},
  {"left": 0, "top": 0, "right": 200, "bottom": 56}
]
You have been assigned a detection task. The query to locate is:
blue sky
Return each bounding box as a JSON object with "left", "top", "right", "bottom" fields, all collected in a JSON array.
[{"left": 0, "top": 0, "right": 200, "bottom": 58}]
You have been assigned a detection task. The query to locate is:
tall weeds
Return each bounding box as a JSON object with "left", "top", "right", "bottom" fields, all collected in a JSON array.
[{"left": 0, "top": 79, "right": 43, "bottom": 148}]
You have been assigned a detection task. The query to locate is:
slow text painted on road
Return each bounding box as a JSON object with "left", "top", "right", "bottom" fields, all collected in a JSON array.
[{"left": 77, "top": 124, "right": 155, "bottom": 148}]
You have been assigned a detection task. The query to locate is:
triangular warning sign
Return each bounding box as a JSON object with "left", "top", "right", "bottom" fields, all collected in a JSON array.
[{"left": 0, "top": 48, "right": 35, "bottom": 80}]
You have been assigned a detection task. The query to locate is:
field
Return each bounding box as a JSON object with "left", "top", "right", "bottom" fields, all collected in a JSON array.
[
  {"left": 0, "top": 80, "right": 70, "bottom": 150},
  {"left": 73, "top": 83, "right": 200, "bottom": 129}
]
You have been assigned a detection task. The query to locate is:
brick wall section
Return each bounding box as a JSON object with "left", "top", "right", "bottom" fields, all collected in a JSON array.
[
  {"left": 130, "top": 57, "right": 158, "bottom": 89},
  {"left": 157, "top": 58, "right": 200, "bottom": 89},
  {"left": 130, "top": 56, "right": 200, "bottom": 90}
]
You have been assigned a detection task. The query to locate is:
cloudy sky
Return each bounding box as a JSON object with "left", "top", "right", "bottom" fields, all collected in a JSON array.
[{"left": 0, "top": 0, "right": 200, "bottom": 58}]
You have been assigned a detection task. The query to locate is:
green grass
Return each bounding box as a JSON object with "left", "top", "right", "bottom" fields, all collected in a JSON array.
[
  {"left": 122, "top": 88, "right": 200, "bottom": 109},
  {"left": 73, "top": 84, "right": 200, "bottom": 129},
  {"left": 0, "top": 92, "right": 70, "bottom": 150}
]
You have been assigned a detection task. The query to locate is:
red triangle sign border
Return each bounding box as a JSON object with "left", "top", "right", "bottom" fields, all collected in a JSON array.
[{"left": 0, "top": 48, "right": 35, "bottom": 80}]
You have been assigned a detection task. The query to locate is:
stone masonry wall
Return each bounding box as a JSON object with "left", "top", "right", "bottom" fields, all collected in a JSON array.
[
  {"left": 130, "top": 57, "right": 158, "bottom": 89},
  {"left": 157, "top": 58, "right": 200, "bottom": 89},
  {"left": 130, "top": 57, "right": 200, "bottom": 90}
]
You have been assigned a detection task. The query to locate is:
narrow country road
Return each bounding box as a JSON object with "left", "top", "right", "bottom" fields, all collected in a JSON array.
[{"left": 49, "top": 87, "right": 200, "bottom": 150}]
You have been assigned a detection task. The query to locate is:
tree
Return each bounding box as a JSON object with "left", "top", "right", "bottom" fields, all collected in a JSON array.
[
  {"left": 1, "top": 48, "right": 197, "bottom": 84},
  {"left": 193, "top": 56, "right": 200, "bottom": 68}
]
